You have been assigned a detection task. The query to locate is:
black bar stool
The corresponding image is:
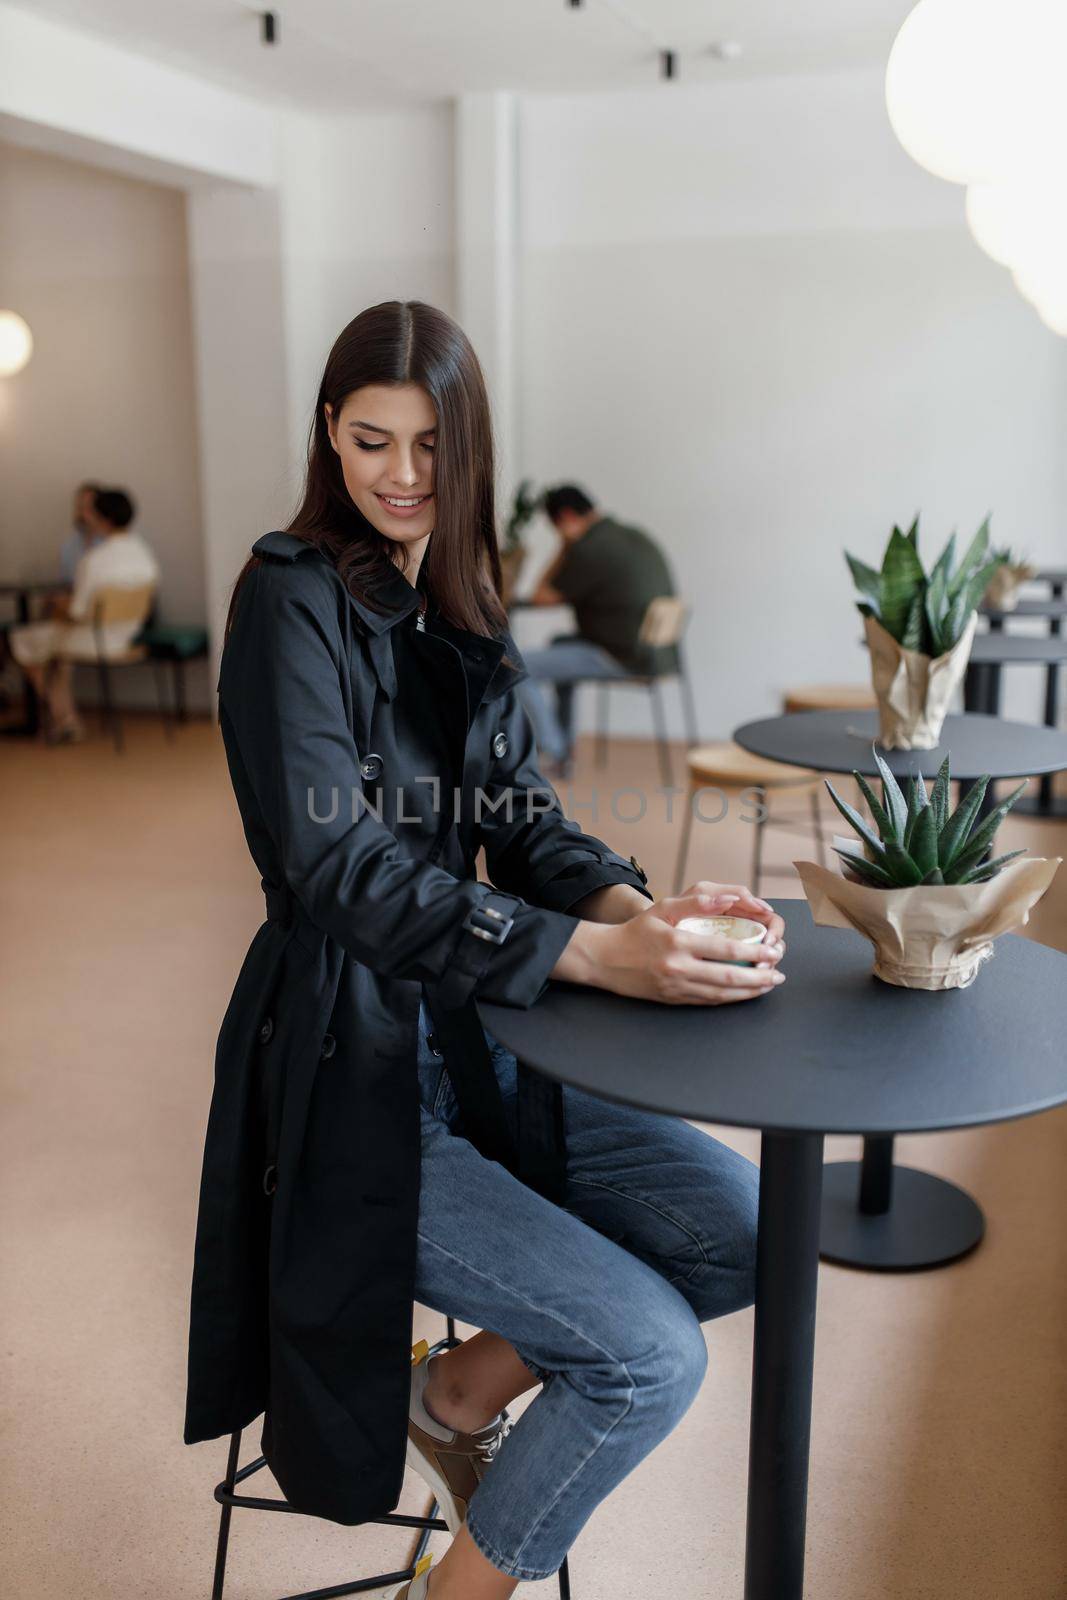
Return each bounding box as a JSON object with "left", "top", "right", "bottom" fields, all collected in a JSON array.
[{"left": 209, "top": 1318, "right": 573, "bottom": 1599}]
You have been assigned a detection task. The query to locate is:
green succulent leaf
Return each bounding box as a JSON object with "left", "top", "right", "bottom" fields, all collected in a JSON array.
[
  {"left": 846, "top": 552, "right": 882, "bottom": 611},
  {"left": 832, "top": 847, "right": 898, "bottom": 887},
  {"left": 883, "top": 840, "right": 924, "bottom": 885},
  {"left": 922, "top": 867, "right": 946, "bottom": 885},
  {"left": 903, "top": 515, "right": 920, "bottom": 546},
  {"left": 871, "top": 747, "right": 908, "bottom": 840},
  {"left": 930, "top": 533, "right": 957, "bottom": 588},
  {"left": 924, "top": 564, "right": 949, "bottom": 656},
  {"left": 940, "top": 590, "right": 971, "bottom": 652},
  {"left": 824, "top": 781, "right": 887, "bottom": 857},
  {"left": 949, "top": 516, "right": 991, "bottom": 597},
  {"left": 901, "top": 590, "right": 926, "bottom": 651},
  {"left": 956, "top": 849, "right": 1027, "bottom": 885},
  {"left": 945, "top": 780, "right": 1028, "bottom": 879},
  {"left": 879, "top": 528, "right": 927, "bottom": 643},
  {"left": 909, "top": 803, "right": 939, "bottom": 878},
  {"left": 930, "top": 756, "right": 951, "bottom": 834},
  {"left": 938, "top": 777, "right": 989, "bottom": 865},
  {"left": 854, "top": 772, "right": 898, "bottom": 843}
]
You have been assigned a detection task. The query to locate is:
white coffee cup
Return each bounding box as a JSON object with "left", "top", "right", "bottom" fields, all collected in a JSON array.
[{"left": 677, "top": 914, "right": 768, "bottom": 965}]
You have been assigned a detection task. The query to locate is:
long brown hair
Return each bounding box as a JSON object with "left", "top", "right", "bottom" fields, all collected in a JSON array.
[{"left": 226, "top": 301, "right": 508, "bottom": 639}]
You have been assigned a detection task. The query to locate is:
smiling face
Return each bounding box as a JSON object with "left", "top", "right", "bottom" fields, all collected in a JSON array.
[{"left": 325, "top": 384, "right": 436, "bottom": 557}]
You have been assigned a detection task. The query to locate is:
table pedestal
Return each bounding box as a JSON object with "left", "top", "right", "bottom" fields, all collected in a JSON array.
[
  {"left": 819, "top": 1135, "right": 985, "bottom": 1271},
  {"left": 745, "top": 1132, "right": 824, "bottom": 1600}
]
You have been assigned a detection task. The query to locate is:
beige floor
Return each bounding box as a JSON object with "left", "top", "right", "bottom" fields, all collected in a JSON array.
[{"left": 2, "top": 715, "right": 1066, "bottom": 1600}]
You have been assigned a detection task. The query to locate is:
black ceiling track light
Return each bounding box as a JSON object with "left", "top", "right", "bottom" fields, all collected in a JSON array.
[
  {"left": 660, "top": 49, "right": 676, "bottom": 81},
  {"left": 261, "top": 10, "right": 277, "bottom": 45}
]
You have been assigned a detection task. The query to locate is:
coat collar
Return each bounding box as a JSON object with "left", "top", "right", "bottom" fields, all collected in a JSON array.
[
  {"left": 252, "top": 530, "right": 421, "bottom": 635},
  {"left": 251, "top": 530, "right": 527, "bottom": 701}
]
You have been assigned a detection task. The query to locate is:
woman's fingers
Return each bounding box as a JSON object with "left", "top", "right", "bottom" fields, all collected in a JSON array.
[{"left": 676, "top": 929, "right": 784, "bottom": 967}]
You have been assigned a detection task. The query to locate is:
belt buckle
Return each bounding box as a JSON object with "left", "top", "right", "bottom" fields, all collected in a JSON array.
[{"left": 463, "top": 903, "right": 514, "bottom": 945}]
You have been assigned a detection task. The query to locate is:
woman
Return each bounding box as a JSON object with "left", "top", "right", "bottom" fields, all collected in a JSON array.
[{"left": 184, "top": 301, "right": 786, "bottom": 1600}]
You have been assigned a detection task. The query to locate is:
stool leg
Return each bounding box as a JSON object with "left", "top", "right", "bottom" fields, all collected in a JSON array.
[
  {"left": 678, "top": 651, "right": 699, "bottom": 748},
  {"left": 211, "top": 1430, "right": 242, "bottom": 1600},
  {"left": 649, "top": 678, "right": 672, "bottom": 787},
  {"left": 673, "top": 783, "right": 696, "bottom": 893},
  {"left": 595, "top": 683, "right": 609, "bottom": 768},
  {"left": 558, "top": 1555, "right": 572, "bottom": 1598},
  {"left": 751, "top": 790, "right": 768, "bottom": 896},
  {"left": 809, "top": 787, "right": 826, "bottom": 868}
]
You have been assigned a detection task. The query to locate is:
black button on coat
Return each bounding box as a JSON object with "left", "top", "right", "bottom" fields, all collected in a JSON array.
[{"left": 183, "top": 531, "right": 651, "bottom": 1525}]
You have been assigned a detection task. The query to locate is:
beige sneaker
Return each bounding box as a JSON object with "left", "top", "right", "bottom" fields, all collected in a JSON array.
[
  {"left": 406, "top": 1340, "right": 510, "bottom": 1536},
  {"left": 372, "top": 1552, "right": 432, "bottom": 1599}
]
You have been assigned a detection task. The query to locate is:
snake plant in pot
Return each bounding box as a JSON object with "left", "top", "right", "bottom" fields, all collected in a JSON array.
[
  {"left": 984, "top": 544, "right": 1037, "bottom": 611},
  {"left": 793, "top": 749, "right": 1060, "bottom": 990},
  {"left": 846, "top": 517, "right": 1005, "bottom": 749},
  {"left": 498, "top": 478, "right": 540, "bottom": 606}
]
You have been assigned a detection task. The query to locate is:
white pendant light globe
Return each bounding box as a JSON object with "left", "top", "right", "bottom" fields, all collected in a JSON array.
[
  {"left": 0, "top": 310, "right": 33, "bottom": 376},
  {"left": 1036, "top": 299, "right": 1067, "bottom": 337},
  {"left": 886, "top": 0, "right": 1008, "bottom": 185},
  {"left": 965, "top": 184, "right": 1018, "bottom": 267}
]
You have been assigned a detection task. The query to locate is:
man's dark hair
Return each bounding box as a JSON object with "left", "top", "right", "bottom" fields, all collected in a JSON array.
[
  {"left": 93, "top": 488, "right": 135, "bottom": 530},
  {"left": 542, "top": 484, "right": 595, "bottom": 522}
]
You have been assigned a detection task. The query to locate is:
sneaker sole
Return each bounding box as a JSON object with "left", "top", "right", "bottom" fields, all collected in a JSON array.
[{"left": 404, "top": 1435, "right": 465, "bottom": 1536}]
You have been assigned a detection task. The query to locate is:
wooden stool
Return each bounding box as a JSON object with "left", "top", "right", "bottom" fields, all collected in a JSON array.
[
  {"left": 673, "top": 742, "right": 826, "bottom": 896},
  {"left": 782, "top": 684, "right": 876, "bottom": 714}
]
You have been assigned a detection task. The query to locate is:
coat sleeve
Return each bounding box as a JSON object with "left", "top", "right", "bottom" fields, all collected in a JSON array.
[
  {"left": 220, "top": 559, "right": 578, "bottom": 1008},
  {"left": 476, "top": 685, "right": 655, "bottom": 914}
]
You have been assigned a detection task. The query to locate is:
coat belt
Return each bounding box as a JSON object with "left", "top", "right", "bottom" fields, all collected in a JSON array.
[{"left": 263, "top": 882, "right": 295, "bottom": 924}]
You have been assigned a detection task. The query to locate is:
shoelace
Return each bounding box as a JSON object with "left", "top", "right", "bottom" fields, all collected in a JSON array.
[{"left": 471, "top": 1407, "right": 512, "bottom": 1464}]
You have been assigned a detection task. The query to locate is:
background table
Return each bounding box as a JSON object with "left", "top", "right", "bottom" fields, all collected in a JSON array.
[
  {"left": 980, "top": 596, "right": 1067, "bottom": 628},
  {"left": 964, "top": 637, "right": 1067, "bottom": 818},
  {"left": 481, "top": 904, "right": 1067, "bottom": 1600},
  {"left": 0, "top": 578, "right": 69, "bottom": 737},
  {"left": 732, "top": 710, "right": 1067, "bottom": 1269}
]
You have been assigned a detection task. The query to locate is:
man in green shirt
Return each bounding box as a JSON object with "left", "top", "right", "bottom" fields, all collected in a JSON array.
[{"left": 516, "top": 484, "right": 677, "bottom": 769}]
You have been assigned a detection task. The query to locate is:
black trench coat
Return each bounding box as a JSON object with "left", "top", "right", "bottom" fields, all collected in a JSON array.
[{"left": 184, "top": 530, "right": 650, "bottom": 1524}]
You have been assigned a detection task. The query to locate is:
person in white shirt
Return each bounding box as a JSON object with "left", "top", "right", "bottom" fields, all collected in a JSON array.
[
  {"left": 58, "top": 481, "right": 102, "bottom": 584},
  {"left": 9, "top": 488, "right": 159, "bottom": 743}
]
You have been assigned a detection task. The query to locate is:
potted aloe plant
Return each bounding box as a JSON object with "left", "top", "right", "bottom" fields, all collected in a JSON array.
[
  {"left": 984, "top": 544, "right": 1037, "bottom": 611},
  {"left": 794, "top": 749, "right": 1060, "bottom": 990},
  {"left": 846, "top": 517, "right": 1005, "bottom": 749},
  {"left": 498, "top": 478, "right": 540, "bottom": 606}
]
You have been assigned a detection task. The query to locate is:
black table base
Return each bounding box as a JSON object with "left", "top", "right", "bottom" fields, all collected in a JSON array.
[
  {"left": 1012, "top": 793, "right": 1067, "bottom": 820},
  {"left": 745, "top": 1132, "right": 824, "bottom": 1600},
  {"left": 820, "top": 1157, "right": 984, "bottom": 1271}
]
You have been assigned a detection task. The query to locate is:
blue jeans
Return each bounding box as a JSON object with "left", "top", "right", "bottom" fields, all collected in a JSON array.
[
  {"left": 514, "top": 638, "right": 627, "bottom": 762},
  {"left": 414, "top": 1000, "right": 759, "bottom": 1580}
]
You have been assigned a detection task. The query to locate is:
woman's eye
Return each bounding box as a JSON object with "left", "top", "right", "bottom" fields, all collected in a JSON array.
[{"left": 353, "top": 440, "right": 435, "bottom": 452}]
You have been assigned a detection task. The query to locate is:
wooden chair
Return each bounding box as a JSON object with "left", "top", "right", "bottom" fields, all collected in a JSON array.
[
  {"left": 673, "top": 741, "right": 827, "bottom": 896},
  {"left": 590, "top": 597, "right": 699, "bottom": 786},
  {"left": 58, "top": 582, "right": 162, "bottom": 753},
  {"left": 782, "top": 684, "right": 876, "bottom": 714}
]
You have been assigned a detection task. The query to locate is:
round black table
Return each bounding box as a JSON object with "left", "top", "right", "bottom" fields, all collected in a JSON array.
[
  {"left": 732, "top": 710, "right": 1067, "bottom": 1272},
  {"left": 480, "top": 903, "right": 1067, "bottom": 1600}
]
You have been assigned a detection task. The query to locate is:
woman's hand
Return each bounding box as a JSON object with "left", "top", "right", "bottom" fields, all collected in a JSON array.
[
  {"left": 552, "top": 886, "right": 787, "bottom": 1006},
  {"left": 675, "top": 880, "right": 786, "bottom": 968}
]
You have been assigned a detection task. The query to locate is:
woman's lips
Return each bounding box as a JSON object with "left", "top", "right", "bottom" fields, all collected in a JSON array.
[{"left": 375, "top": 493, "right": 432, "bottom": 521}]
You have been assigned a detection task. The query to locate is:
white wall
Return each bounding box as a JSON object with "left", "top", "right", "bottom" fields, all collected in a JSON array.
[
  {"left": 0, "top": 139, "right": 209, "bottom": 705},
  {"left": 516, "top": 71, "right": 1067, "bottom": 737},
  {"left": 277, "top": 106, "right": 457, "bottom": 465}
]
